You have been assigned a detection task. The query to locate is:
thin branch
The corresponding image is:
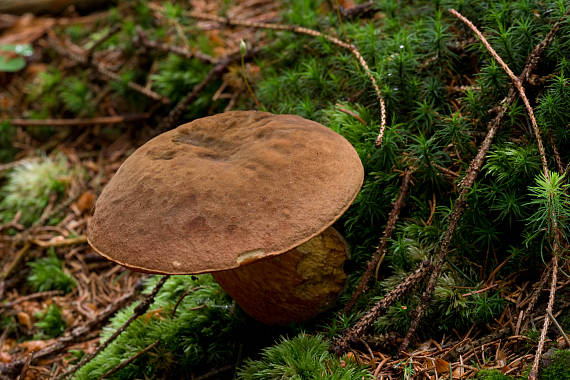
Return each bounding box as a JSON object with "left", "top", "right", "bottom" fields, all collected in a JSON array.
[
  {"left": 448, "top": 10, "right": 569, "bottom": 378},
  {"left": 344, "top": 169, "right": 414, "bottom": 314},
  {"left": 0, "top": 290, "right": 63, "bottom": 310},
  {"left": 85, "top": 24, "right": 121, "bottom": 62},
  {"left": 18, "top": 353, "right": 33, "bottom": 380},
  {"left": 158, "top": 48, "right": 260, "bottom": 131},
  {"left": 0, "top": 243, "right": 31, "bottom": 281},
  {"left": 547, "top": 308, "right": 570, "bottom": 349},
  {"left": 6, "top": 114, "right": 149, "bottom": 127},
  {"left": 48, "top": 36, "right": 170, "bottom": 104},
  {"left": 31, "top": 235, "right": 87, "bottom": 248},
  {"left": 529, "top": 254, "right": 559, "bottom": 380},
  {"left": 135, "top": 27, "right": 217, "bottom": 64},
  {"left": 57, "top": 275, "right": 169, "bottom": 380},
  {"left": 97, "top": 340, "right": 160, "bottom": 380},
  {"left": 186, "top": 11, "right": 387, "bottom": 146},
  {"left": 332, "top": 261, "right": 433, "bottom": 354},
  {"left": 449, "top": 8, "right": 549, "bottom": 178},
  {"left": 521, "top": 259, "right": 552, "bottom": 330}
]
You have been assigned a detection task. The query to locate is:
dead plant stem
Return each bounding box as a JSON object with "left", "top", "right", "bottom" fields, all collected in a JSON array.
[{"left": 344, "top": 169, "right": 414, "bottom": 314}]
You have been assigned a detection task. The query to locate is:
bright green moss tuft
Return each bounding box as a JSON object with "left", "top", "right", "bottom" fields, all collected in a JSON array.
[
  {"left": 34, "top": 304, "right": 67, "bottom": 339},
  {"left": 475, "top": 369, "right": 514, "bottom": 380},
  {"left": 27, "top": 249, "right": 76, "bottom": 293},
  {"left": 238, "top": 333, "right": 373, "bottom": 380}
]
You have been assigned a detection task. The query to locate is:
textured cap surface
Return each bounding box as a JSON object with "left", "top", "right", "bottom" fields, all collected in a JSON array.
[{"left": 88, "top": 111, "right": 364, "bottom": 274}]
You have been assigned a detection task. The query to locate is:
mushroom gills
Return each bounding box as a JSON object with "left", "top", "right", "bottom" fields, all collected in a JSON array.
[{"left": 212, "top": 227, "right": 348, "bottom": 325}]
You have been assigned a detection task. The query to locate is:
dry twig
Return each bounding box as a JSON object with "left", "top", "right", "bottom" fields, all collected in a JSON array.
[
  {"left": 97, "top": 340, "right": 160, "bottom": 380},
  {"left": 158, "top": 48, "right": 260, "bottom": 131},
  {"left": 0, "top": 243, "right": 31, "bottom": 281},
  {"left": 85, "top": 24, "right": 121, "bottom": 62},
  {"left": 135, "top": 27, "right": 217, "bottom": 64},
  {"left": 6, "top": 114, "right": 150, "bottom": 127},
  {"left": 31, "top": 235, "right": 87, "bottom": 248},
  {"left": 547, "top": 309, "right": 570, "bottom": 348},
  {"left": 344, "top": 169, "right": 414, "bottom": 314},
  {"left": 48, "top": 35, "right": 170, "bottom": 104},
  {"left": 448, "top": 10, "right": 567, "bottom": 379},
  {"left": 332, "top": 260, "right": 434, "bottom": 354}
]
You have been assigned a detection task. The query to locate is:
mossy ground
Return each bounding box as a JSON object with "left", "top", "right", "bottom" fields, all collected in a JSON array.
[{"left": 1, "top": 0, "right": 569, "bottom": 378}]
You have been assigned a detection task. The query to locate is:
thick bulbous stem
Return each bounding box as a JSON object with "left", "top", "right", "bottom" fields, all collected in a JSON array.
[{"left": 212, "top": 227, "right": 348, "bottom": 325}]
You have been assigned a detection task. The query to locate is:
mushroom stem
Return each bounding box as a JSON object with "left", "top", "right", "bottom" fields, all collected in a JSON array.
[{"left": 212, "top": 227, "right": 348, "bottom": 325}]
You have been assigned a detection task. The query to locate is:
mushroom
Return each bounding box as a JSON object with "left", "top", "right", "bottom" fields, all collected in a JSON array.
[{"left": 88, "top": 111, "right": 364, "bottom": 324}]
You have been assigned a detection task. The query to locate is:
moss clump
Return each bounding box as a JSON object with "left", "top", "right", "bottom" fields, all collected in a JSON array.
[
  {"left": 73, "top": 275, "right": 245, "bottom": 380},
  {"left": 34, "top": 304, "right": 67, "bottom": 339},
  {"left": 476, "top": 369, "right": 514, "bottom": 379},
  {"left": 0, "top": 155, "right": 71, "bottom": 226},
  {"left": 542, "top": 349, "right": 570, "bottom": 380},
  {"left": 27, "top": 249, "right": 76, "bottom": 293},
  {"left": 238, "top": 333, "right": 373, "bottom": 380}
]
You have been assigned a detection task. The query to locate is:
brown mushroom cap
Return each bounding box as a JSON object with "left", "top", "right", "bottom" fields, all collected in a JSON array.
[{"left": 88, "top": 111, "right": 364, "bottom": 274}]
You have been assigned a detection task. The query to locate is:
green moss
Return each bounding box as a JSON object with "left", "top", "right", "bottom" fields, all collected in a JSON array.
[
  {"left": 0, "top": 121, "right": 16, "bottom": 163},
  {"left": 34, "top": 304, "right": 67, "bottom": 339},
  {"left": 60, "top": 76, "right": 95, "bottom": 116},
  {"left": 542, "top": 350, "right": 570, "bottom": 380},
  {"left": 27, "top": 249, "right": 76, "bottom": 293},
  {"left": 238, "top": 333, "right": 373, "bottom": 379},
  {"left": 476, "top": 369, "right": 514, "bottom": 380}
]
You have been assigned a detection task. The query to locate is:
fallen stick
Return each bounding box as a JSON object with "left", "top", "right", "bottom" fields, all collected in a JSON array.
[
  {"left": 48, "top": 36, "right": 170, "bottom": 104},
  {"left": 344, "top": 169, "right": 414, "bottom": 314},
  {"left": 97, "top": 340, "right": 160, "bottom": 380},
  {"left": 158, "top": 48, "right": 260, "bottom": 131},
  {"left": 332, "top": 260, "right": 433, "bottom": 354},
  {"left": 448, "top": 10, "right": 566, "bottom": 379},
  {"left": 135, "top": 27, "right": 217, "bottom": 65},
  {"left": 0, "top": 242, "right": 30, "bottom": 281},
  {"left": 5, "top": 114, "right": 149, "bottom": 127},
  {"left": 31, "top": 235, "right": 87, "bottom": 248}
]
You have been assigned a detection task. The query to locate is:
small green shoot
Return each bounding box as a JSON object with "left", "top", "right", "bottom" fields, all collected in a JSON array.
[{"left": 34, "top": 304, "right": 67, "bottom": 339}]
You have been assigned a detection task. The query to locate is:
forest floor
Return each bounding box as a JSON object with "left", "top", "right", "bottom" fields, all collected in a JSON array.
[{"left": 0, "top": 1, "right": 569, "bottom": 379}]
